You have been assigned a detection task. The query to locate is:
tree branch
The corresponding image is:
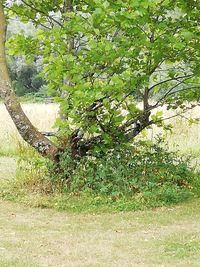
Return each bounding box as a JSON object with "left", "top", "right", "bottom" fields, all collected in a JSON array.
[
  {"left": 152, "top": 76, "right": 196, "bottom": 108},
  {"left": 20, "top": 0, "right": 63, "bottom": 28},
  {"left": 164, "top": 86, "right": 200, "bottom": 98},
  {"left": 149, "top": 74, "right": 193, "bottom": 91},
  {"left": 151, "top": 103, "right": 200, "bottom": 125}
]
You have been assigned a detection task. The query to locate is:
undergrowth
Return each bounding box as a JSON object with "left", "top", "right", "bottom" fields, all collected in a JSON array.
[
  {"left": 0, "top": 134, "right": 20, "bottom": 157},
  {"left": 0, "top": 137, "right": 199, "bottom": 213}
]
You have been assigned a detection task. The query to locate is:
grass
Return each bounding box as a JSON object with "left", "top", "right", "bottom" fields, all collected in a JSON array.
[
  {"left": 1, "top": 198, "right": 200, "bottom": 266},
  {"left": 161, "top": 234, "right": 200, "bottom": 259},
  {"left": 0, "top": 103, "right": 199, "bottom": 213},
  {"left": 0, "top": 103, "right": 199, "bottom": 156},
  {"left": 0, "top": 189, "right": 163, "bottom": 213},
  {"left": 0, "top": 157, "right": 16, "bottom": 180},
  {"left": 0, "top": 103, "right": 58, "bottom": 156},
  {"left": 0, "top": 103, "right": 200, "bottom": 266},
  {"left": 150, "top": 105, "right": 200, "bottom": 157}
]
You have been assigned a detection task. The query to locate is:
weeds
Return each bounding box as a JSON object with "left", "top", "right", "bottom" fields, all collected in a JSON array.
[
  {"left": 0, "top": 137, "right": 198, "bottom": 213},
  {"left": 0, "top": 103, "right": 199, "bottom": 212}
]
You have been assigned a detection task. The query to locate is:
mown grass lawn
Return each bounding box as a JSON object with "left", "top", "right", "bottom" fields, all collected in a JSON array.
[
  {"left": 0, "top": 157, "right": 200, "bottom": 266},
  {"left": 0, "top": 196, "right": 200, "bottom": 266}
]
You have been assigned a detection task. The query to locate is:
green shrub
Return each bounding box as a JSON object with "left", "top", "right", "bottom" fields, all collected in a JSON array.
[
  {"left": 2, "top": 138, "right": 195, "bottom": 212},
  {"left": 46, "top": 138, "right": 195, "bottom": 205}
]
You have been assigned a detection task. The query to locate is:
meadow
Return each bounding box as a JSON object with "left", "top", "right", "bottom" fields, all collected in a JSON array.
[
  {"left": 0, "top": 103, "right": 199, "bottom": 157},
  {"left": 0, "top": 103, "right": 200, "bottom": 266},
  {"left": 0, "top": 102, "right": 199, "bottom": 209},
  {"left": 1, "top": 198, "right": 200, "bottom": 267},
  {"left": 0, "top": 103, "right": 59, "bottom": 156}
]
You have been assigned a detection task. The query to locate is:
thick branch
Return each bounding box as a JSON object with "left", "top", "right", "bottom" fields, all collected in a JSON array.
[
  {"left": 0, "top": 2, "right": 58, "bottom": 160},
  {"left": 63, "top": 0, "right": 73, "bottom": 12}
]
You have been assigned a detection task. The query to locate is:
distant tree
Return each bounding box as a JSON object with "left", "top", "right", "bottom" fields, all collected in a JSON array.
[
  {"left": 0, "top": 0, "right": 200, "bottom": 160},
  {"left": 6, "top": 17, "right": 45, "bottom": 96},
  {"left": 9, "top": 57, "right": 45, "bottom": 96}
]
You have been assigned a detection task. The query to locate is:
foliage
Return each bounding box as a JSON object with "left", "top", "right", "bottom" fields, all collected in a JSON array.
[
  {"left": 48, "top": 139, "right": 194, "bottom": 202},
  {"left": 4, "top": 0, "right": 200, "bottom": 156},
  {"left": 0, "top": 138, "right": 193, "bottom": 212},
  {"left": 6, "top": 17, "right": 45, "bottom": 97},
  {"left": 8, "top": 56, "right": 46, "bottom": 96}
]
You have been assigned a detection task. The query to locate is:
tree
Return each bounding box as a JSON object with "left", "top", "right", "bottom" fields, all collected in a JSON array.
[
  {"left": 0, "top": 0, "right": 200, "bottom": 160},
  {"left": 0, "top": 1, "right": 58, "bottom": 159},
  {"left": 6, "top": 17, "right": 46, "bottom": 96},
  {"left": 9, "top": 58, "right": 45, "bottom": 96}
]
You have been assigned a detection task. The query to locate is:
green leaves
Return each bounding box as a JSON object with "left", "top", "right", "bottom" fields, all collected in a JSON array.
[
  {"left": 181, "top": 30, "right": 194, "bottom": 41},
  {"left": 7, "top": 35, "right": 38, "bottom": 62},
  {"left": 6, "top": 0, "right": 200, "bottom": 148}
]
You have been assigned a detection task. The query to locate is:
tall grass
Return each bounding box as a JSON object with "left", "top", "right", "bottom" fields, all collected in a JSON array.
[
  {"left": 0, "top": 103, "right": 59, "bottom": 156},
  {"left": 0, "top": 103, "right": 199, "bottom": 156},
  {"left": 0, "top": 103, "right": 199, "bottom": 212}
]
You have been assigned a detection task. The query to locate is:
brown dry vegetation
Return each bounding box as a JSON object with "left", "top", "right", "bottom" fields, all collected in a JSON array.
[
  {"left": 1, "top": 197, "right": 200, "bottom": 267},
  {"left": 0, "top": 103, "right": 200, "bottom": 156},
  {"left": 0, "top": 103, "right": 58, "bottom": 155}
]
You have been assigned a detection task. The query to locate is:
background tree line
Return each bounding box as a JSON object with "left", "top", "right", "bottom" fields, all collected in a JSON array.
[{"left": 7, "top": 19, "right": 46, "bottom": 97}]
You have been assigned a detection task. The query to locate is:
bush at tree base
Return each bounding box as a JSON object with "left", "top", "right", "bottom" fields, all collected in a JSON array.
[{"left": 42, "top": 139, "right": 195, "bottom": 205}]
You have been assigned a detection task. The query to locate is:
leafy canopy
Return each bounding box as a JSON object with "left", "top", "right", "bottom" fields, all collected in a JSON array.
[{"left": 5, "top": 0, "right": 200, "bottom": 151}]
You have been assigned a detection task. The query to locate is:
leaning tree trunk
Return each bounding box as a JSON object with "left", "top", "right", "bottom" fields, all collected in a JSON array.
[{"left": 0, "top": 2, "right": 58, "bottom": 160}]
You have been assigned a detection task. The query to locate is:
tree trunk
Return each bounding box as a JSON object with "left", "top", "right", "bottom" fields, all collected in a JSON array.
[{"left": 0, "top": 2, "right": 58, "bottom": 160}]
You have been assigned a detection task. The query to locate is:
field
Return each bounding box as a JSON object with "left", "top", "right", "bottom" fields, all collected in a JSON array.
[
  {"left": 0, "top": 103, "right": 200, "bottom": 157},
  {"left": 0, "top": 103, "right": 200, "bottom": 267},
  {"left": 1, "top": 190, "right": 200, "bottom": 267},
  {"left": 0, "top": 103, "right": 58, "bottom": 156}
]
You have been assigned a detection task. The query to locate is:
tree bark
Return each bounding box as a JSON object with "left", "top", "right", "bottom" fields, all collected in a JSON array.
[{"left": 0, "top": 2, "right": 58, "bottom": 160}]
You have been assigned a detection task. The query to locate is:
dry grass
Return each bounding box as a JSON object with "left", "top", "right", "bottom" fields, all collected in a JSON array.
[
  {"left": 0, "top": 103, "right": 200, "bottom": 156},
  {"left": 151, "top": 105, "right": 200, "bottom": 156},
  {"left": 0, "top": 103, "right": 58, "bottom": 155},
  {"left": 0, "top": 103, "right": 58, "bottom": 135},
  {"left": 0, "top": 157, "right": 16, "bottom": 181},
  {"left": 0, "top": 198, "right": 200, "bottom": 266}
]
